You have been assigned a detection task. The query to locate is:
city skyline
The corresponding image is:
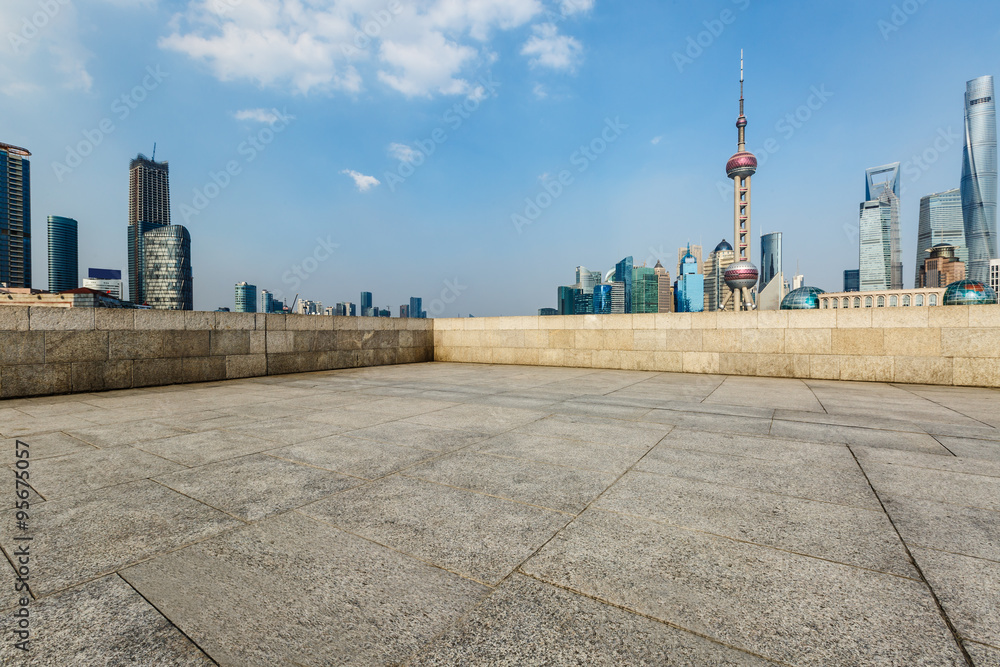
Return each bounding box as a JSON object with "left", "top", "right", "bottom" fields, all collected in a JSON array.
[{"left": 1, "top": 1, "right": 998, "bottom": 314}]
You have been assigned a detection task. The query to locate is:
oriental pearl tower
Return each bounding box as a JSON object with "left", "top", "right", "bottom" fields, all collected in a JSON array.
[{"left": 723, "top": 51, "right": 759, "bottom": 311}]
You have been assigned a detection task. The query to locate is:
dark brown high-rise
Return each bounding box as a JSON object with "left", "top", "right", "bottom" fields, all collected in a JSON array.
[{"left": 128, "top": 154, "right": 170, "bottom": 304}]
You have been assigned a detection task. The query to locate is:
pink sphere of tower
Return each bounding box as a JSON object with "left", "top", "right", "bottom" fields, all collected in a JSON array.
[
  {"left": 726, "top": 151, "right": 757, "bottom": 179},
  {"left": 724, "top": 260, "right": 759, "bottom": 291}
]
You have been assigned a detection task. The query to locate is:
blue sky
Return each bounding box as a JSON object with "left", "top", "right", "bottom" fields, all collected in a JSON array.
[{"left": 2, "top": 0, "right": 998, "bottom": 314}]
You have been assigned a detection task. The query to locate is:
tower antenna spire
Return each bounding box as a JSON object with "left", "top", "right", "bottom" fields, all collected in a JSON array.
[{"left": 152, "top": 142, "right": 156, "bottom": 162}]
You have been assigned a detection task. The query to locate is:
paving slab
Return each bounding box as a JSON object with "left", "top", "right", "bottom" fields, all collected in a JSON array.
[
  {"left": 660, "top": 428, "right": 859, "bottom": 470},
  {"left": 882, "top": 495, "right": 1000, "bottom": 562},
  {"left": 912, "top": 547, "right": 1000, "bottom": 649},
  {"left": 154, "top": 453, "right": 364, "bottom": 522},
  {"left": 300, "top": 474, "right": 570, "bottom": 585},
  {"left": 636, "top": 443, "right": 881, "bottom": 510},
  {"left": 860, "top": 460, "right": 1000, "bottom": 512},
  {"left": 221, "top": 417, "right": 344, "bottom": 445},
  {"left": 935, "top": 436, "right": 1000, "bottom": 463},
  {"left": 342, "top": 396, "right": 459, "bottom": 418},
  {"left": 515, "top": 413, "right": 672, "bottom": 447},
  {"left": 0, "top": 413, "right": 97, "bottom": 438},
  {"left": 342, "top": 420, "right": 490, "bottom": 452},
  {"left": 405, "top": 451, "right": 619, "bottom": 513},
  {"left": 14, "top": 446, "right": 184, "bottom": 499},
  {"left": 643, "top": 409, "right": 773, "bottom": 436},
  {"left": 133, "top": 429, "right": 279, "bottom": 467},
  {"left": 522, "top": 509, "right": 966, "bottom": 666},
  {"left": 2, "top": 432, "right": 96, "bottom": 460},
  {"left": 67, "top": 421, "right": 192, "bottom": 448},
  {"left": 770, "top": 419, "right": 951, "bottom": 455},
  {"left": 472, "top": 431, "right": 649, "bottom": 474},
  {"left": 965, "top": 641, "right": 1000, "bottom": 666},
  {"left": 595, "top": 471, "right": 917, "bottom": 577},
  {"left": 409, "top": 573, "right": 775, "bottom": 666},
  {"left": 0, "top": 575, "right": 213, "bottom": 665},
  {"left": 853, "top": 445, "right": 1000, "bottom": 478},
  {"left": 0, "top": 480, "right": 239, "bottom": 596},
  {"left": 405, "top": 403, "right": 551, "bottom": 434},
  {"left": 271, "top": 435, "right": 438, "bottom": 479},
  {"left": 120, "top": 512, "right": 488, "bottom": 667}
]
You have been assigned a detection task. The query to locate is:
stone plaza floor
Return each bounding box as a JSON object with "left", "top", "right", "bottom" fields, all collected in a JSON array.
[{"left": 1, "top": 362, "right": 999, "bottom": 665}]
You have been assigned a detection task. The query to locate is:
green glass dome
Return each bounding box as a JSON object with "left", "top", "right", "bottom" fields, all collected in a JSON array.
[
  {"left": 780, "top": 286, "right": 825, "bottom": 310},
  {"left": 943, "top": 280, "right": 998, "bottom": 306}
]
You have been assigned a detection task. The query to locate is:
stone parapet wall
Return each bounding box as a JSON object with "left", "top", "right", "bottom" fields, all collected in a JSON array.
[
  {"left": 0, "top": 308, "right": 433, "bottom": 398},
  {"left": 433, "top": 307, "right": 1000, "bottom": 388}
]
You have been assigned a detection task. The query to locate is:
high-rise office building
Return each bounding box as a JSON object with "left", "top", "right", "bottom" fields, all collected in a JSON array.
[
  {"left": 654, "top": 260, "right": 673, "bottom": 313},
  {"left": 916, "top": 189, "right": 966, "bottom": 285},
  {"left": 864, "top": 163, "right": 902, "bottom": 290},
  {"left": 557, "top": 285, "right": 577, "bottom": 316},
  {"left": 704, "top": 240, "right": 735, "bottom": 312},
  {"left": 990, "top": 259, "right": 1000, "bottom": 295},
  {"left": 961, "top": 76, "right": 997, "bottom": 283},
  {"left": 918, "top": 243, "right": 965, "bottom": 288},
  {"left": 261, "top": 289, "right": 275, "bottom": 314},
  {"left": 859, "top": 190, "right": 900, "bottom": 292},
  {"left": 574, "top": 291, "right": 594, "bottom": 315},
  {"left": 759, "top": 232, "right": 782, "bottom": 292},
  {"left": 593, "top": 283, "right": 613, "bottom": 314},
  {"left": 631, "top": 265, "right": 658, "bottom": 313},
  {"left": 83, "top": 268, "right": 123, "bottom": 300},
  {"left": 575, "top": 267, "right": 602, "bottom": 294},
  {"left": 614, "top": 257, "right": 633, "bottom": 313},
  {"left": 235, "top": 282, "right": 257, "bottom": 313},
  {"left": 128, "top": 154, "right": 170, "bottom": 303},
  {"left": 609, "top": 282, "right": 625, "bottom": 314},
  {"left": 47, "top": 215, "right": 78, "bottom": 292},
  {"left": 409, "top": 297, "right": 425, "bottom": 319},
  {"left": 360, "top": 291, "right": 373, "bottom": 316},
  {"left": 677, "top": 245, "right": 703, "bottom": 276},
  {"left": 400, "top": 304, "right": 410, "bottom": 318},
  {"left": 675, "top": 245, "right": 705, "bottom": 313},
  {"left": 843, "top": 269, "right": 860, "bottom": 293},
  {"left": 143, "top": 225, "right": 192, "bottom": 310},
  {"left": 1, "top": 142, "right": 32, "bottom": 288}
]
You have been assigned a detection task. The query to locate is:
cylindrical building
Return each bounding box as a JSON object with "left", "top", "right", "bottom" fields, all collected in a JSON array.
[
  {"left": 962, "top": 75, "right": 997, "bottom": 283},
  {"left": 143, "top": 224, "right": 193, "bottom": 310},
  {"left": 47, "top": 215, "right": 78, "bottom": 293}
]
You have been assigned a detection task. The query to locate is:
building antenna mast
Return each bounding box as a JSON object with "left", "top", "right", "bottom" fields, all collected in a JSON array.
[{"left": 152, "top": 143, "right": 156, "bottom": 162}]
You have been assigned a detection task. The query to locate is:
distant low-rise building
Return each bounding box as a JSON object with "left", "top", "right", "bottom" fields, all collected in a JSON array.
[
  {"left": 819, "top": 287, "right": 946, "bottom": 309},
  {"left": 83, "top": 268, "right": 123, "bottom": 301},
  {"left": 918, "top": 244, "right": 965, "bottom": 288},
  {"left": 0, "top": 286, "right": 140, "bottom": 308},
  {"left": 538, "top": 308, "right": 558, "bottom": 316}
]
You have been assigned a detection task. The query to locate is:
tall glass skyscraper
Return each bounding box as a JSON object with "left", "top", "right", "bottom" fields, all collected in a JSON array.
[
  {"left": 235, "top": 282, "right": 256, "bottom": 313},
  {"left": 592, "top": 284, "right": 613, "bottom": 314},
  {"left": 961, "top": 76, "right": 997, "bottom": 283},
  {"left": 631, "top": 266, "right": 658, "bottom": 313},
  {"left": 614, "top": 256, "right": 633, "bottom": 313},
  {"left": 128, "top": 154, "right": 170, "bottom": 304},
  {"left": 916, "top": 189, "right": 966, "bottom": 285},
  {"left": 409, "top": 297, "right": 425, "bottom": 319},
  {"left": 843, "top": 269, "right": 860, "bottom": 292},
  {"left": 143, "top": 225, "right": 192, "bottom": 310},
  {"left": 674, "top": 246, "right": 705, "bottom": 313},
  {"left": 864, "top": 163, "right": 902, "bottom": 290},
  {"left": 261, "top": 289, "right": 274, "bottom": 314},
  {"left": 360, "top": 291, "right": 373, "bottom": 316},
  {"left": 0, "top": 142, "right": 31, "bottom": 288},
  {"left": 557, "top": 286, "right": 576, "bottom": 315},
  {"left": 759, "top": 232, "right": 782, "bottom": 291},
  {"left": 47, "top": 215, "right": 78, "bottom": 293},
  {"left": 859, "top": 195, "right": 895, "bottom": 291}
]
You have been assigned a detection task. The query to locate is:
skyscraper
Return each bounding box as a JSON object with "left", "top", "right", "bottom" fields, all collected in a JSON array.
[
  {"left": 557, "top": 285, "right": 576, "bottom": 315},
  {"left": 143, "top": 225, "right": 192, "bottom": 310},
  {"left": 614, "top": 256, "right": 633, "bottom": 313},
  {"left": 261, "top": 289, "right": 275, "bottom": 314},
  {"left": 83, "top": 268, "right": 122, "bottom": 300},
  {"left": 843, "top": 269, "right": 860, "bottom": 293},
  {"left": 916, "top": 189, "right": 966, "bottom": 285},
  {"left": 990, "top": 259, "right": 1000, "bottom": 295},
  {"left": 0, "top": 142, "right": 32, "bottom": 288},
  {"left": 918, "top": 244, "right": 965, "bottom": 288},
  {"left": 676, "top": 245, "right": 703, "bottom": 276},
  {"left": 961, "top": 75, "right": 997, "bottom": 283},
  {"left": 759, "top": 232, "right": 782, "bottom": 292},
  {"left": 235, "top": 282, "right": 257, "bottom": 313},
  {"left": 631, "top": 265, "right": 658, "bottom": 313},
  {"left": 360, "top": 291, "right": 373, "bottom": 316},
  {"left": 654, "top": 260, "right": 673, "bottom": 313},
  {"left": 128, "top": 154, "right": 170, "bottom": 304},
  {"left": 724, "top": 52, "right": 759, "bottom": 311},
  {"left": 409, "top": 297, "right": 425, "bottom": 319},
  {"left": 593, "top": 283, "right": 613, "bottom": 314},
  {"left": 704, "top": 240, "right": 735, "bottom": 312},
  {"left": 575, "top": 267, "right": 602, "bottom": 294},
  {"left": 865, "top": 163, "right": 902, "bottom": 289},
  {"left": 574, "top": 291, "right": 594, "bottom": 315},
  {"left": 674, "top": 245, "right": 705, "bottom": 313},
  {"left": 609, "top": 282, "right": 625, "bottom": 314},
  {"left": 47, "top": 215, "right": 78, "bottom": 292},
  {"left": 859, "top": 195, "right": 895, "bottom": 291}
]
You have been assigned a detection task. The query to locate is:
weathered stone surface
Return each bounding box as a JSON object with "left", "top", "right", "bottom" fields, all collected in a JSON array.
[
  {"left": 23, "top": 445, "right": 184, "bottom": 499},
  {"left": 1, "top": 363, "right": 71, "bottom": 398},
  {"left": 108, "top": 329, "right": 164, "bottom": 359},
  {"left": 121, "top": 512, "right": 488, "bottom": 666},
  {"left": 43, "top": 330, "right": 108, "bottom": 363},
  {"left": 28, "top": 306, "right": 94, "bottom": 331},
  {"left": 0, "top": 331, "right": 44, "bottom": 365},
  {"left": 209, "top": 330, "right": 250, "bottom": 356},
  {"left": 271, "top": 435, "right": 437, "bottom": 478},
  {"left": 913, "top": 547, "right": 1000, "bottom": 648},
  {"left": 71, "top": 360, "right": 132, "bottom": 392},
  {"left": 0, "top": 305, "right": 30, "bottom": 331},
  {"left": 162, "top": 330, "right": 210, "bottom": 358}
]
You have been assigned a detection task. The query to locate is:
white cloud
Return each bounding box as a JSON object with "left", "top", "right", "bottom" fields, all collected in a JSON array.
[
  {"left": 388, "top": 142, "right": 418, "bottom": 163},
  {"left": 651, "top": 135, "right": 663, "bottom": 145},
  {"left": 0, "top": 0, "right": 93, "bottom": 95},
  {"left": 532, "top": 83, "right": 548, "bottom": 99},
  {"left": 341, "top": 169, "right": 380, "bottom": 192},
  {"left": 160, "top": 0, "right": 576, "bottom": 98},
  {"left": 521, "top": 23, "right": 582, "bottom": 71},
  {"left": 560, "top": 0, "right": 595, "bottom": 16},
  {"left": 234, "top": 108, "right": 293, "bottom": 123}
]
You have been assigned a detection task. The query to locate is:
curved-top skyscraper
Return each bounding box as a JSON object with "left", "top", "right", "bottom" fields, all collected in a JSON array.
[{"left": 961, "top": 75, "right": 997, "bottom": 283}]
